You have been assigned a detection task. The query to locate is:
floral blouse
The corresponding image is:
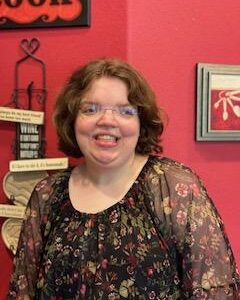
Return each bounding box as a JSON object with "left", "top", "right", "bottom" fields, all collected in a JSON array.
[{"left": 8, "top": 156, "right": 240, "bottom": 299}]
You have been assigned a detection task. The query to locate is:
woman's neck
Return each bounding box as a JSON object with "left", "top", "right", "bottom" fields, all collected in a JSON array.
[{"left": 82, "top": 154, "right": 145, "bottom": 186}]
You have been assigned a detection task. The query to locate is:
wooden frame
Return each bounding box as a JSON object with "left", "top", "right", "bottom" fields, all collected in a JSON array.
[
  {"left": 0, "top": 0, "right": 90, "bottom": 29},
  {"left": 196, "top": 63, "right": 240, "bottom": 141}
]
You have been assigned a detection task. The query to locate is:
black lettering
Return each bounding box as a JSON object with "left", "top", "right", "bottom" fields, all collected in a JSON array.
[
  {"left": 5, "top": 0, "right": 22, "bottom": 7},
  {"left": 62, "top": 0, "right": 72, "bottom": 3},
  {"left": 28, "top": 0, "right": 45, "bottom": 6},
  {"left": 50, "top": 0, "right": 72, "bottom": 5}
]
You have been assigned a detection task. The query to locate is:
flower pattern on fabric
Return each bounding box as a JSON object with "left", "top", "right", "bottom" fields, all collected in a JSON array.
[{"left": 8, "top": 156, "right": 240, "bottom": 299}]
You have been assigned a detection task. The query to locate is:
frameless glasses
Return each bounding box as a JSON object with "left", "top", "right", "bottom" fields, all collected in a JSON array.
[{"left": 79, "top": 102, "right": 138, "bottom": 119}]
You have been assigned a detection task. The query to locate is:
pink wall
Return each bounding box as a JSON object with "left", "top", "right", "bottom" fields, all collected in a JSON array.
[
  {"left": 0, "top": 0, "right": 240, "bottom": 296},
  {"left": 128, "top": 0, "right": 240, "bottom": 267}
]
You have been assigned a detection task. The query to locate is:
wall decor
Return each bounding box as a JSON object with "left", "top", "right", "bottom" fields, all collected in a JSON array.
[
  {"left": 14, "top": 38, "right": 46, "bottom": 159},
  {"left": 0, "top": 170, "right": 48, "bottom": 254},
  {"left": 196, "top": 63, "right": 240, "bottom": 141},
  {"left": 1, "top": 219, "right": 23, "bottom": 255},
  {"left": 0, "top": 38, "right": 69, "bottom": 255},
  {"left": 0, "top": 0, "right": 90, "bottom": 29}
]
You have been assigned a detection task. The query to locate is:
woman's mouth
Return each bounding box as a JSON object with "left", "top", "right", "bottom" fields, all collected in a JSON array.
[
  {"left": 94, "top": 134, "right": 119, "bottom": 142},
  {"left": 93, "top": 134, "right": 119, "bottom": 146}
]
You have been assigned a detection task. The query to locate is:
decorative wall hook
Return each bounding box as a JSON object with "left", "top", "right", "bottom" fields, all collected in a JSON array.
[
  {"left": 13, "top": 37, "right": 46, "bottom": 111},
  {"left": 13, "top": 38, "right": 47, "bottom": 159}
]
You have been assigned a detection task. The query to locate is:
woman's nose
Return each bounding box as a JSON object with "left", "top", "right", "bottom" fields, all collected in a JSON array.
[{"left": 96, "top": 109, "right": 118, "bottom": 126}]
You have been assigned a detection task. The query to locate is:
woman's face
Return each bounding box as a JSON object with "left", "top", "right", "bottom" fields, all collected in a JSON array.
[{"left": 74, "top": 76, "right": 140, "bottom": 169}]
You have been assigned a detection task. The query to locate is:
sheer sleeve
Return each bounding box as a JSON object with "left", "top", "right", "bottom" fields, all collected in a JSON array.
[
  {"left": 151, "top": 158, "right": 240, "bottom": 299},
  {"left": 7, "top": 177, "right": 54, "bottom": 300}
]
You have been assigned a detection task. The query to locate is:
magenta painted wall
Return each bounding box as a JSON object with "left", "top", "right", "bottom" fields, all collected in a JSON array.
[
  {"left": 0, "top": 0, "right": 240, "bottom": 296},
  {"left": 128, "top": 0, "right": 240, "bottom": 268}
]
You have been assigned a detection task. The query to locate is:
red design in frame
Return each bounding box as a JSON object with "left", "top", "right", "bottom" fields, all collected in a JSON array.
[{"left": 210, "top": 89, "right": 240, "bottom": 131}]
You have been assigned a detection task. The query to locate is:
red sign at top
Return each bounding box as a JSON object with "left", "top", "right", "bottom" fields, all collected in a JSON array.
[{"left": 0, "top": 0, "right": 90, "bottom": 29}]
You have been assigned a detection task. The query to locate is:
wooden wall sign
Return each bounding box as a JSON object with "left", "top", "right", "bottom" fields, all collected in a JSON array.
[
  {"left": 0, "top": 205, "right": 25, "bottom": 219},
  {"left": 0, "top": 107, "right": 44, "bottom": 124},
  {"left": 0, "top": 0, "right": 90, "bottom": 29},
  {"left": 10, "top": 157, "right": 69, "bottom": 172}
]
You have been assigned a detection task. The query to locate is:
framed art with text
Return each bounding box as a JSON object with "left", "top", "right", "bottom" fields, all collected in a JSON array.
[
  {"left": 196, "top": 63, "right": 240, "bottom": 141},
  {"left": 0, "top": 0, "right": 90, "bottom": 29}
]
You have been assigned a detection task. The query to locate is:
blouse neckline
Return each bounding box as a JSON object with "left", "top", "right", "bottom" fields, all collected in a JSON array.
[{"left": 65, "top": 155, "right": 155, "bottom": 216}]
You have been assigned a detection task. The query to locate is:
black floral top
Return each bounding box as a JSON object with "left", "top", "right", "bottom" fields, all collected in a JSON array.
[{"left": 8, "top": 156, "right": 240, "bottom": 299}]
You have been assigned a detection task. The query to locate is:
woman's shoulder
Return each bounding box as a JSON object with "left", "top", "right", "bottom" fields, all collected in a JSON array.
[
  {"left": 27, "top": 168, "right": 73, "bottom": 217},
  {"left": 148, "top": 156, "right": 208, "bottom": 205},
  {"left": 149, "top": 155, "right": 200, "bottom": 184},
  {"left": 34, "top": 167, "right": 72, "bottom": 199}
]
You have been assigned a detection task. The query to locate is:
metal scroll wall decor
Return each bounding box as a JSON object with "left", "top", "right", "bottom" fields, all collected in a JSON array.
[
  {"left": 0, "top": 38, "right": 47, "bottom": 254},
  {"left": 13, "top": 38, "right": 46, "bottom": 159},
  {"left": 0, "top": 38, "right": 68, "bottom": 254}
]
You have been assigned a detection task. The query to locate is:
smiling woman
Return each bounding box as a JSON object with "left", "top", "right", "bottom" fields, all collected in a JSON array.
[
  {"left": 73, "top": 77, "right": 140, "bottom": 170},
  {"left": 8, "top": 58, "right": 240, "bottom": 299},
  {"left": 54, "top": 58, "right": 163, "bottom": 158}
]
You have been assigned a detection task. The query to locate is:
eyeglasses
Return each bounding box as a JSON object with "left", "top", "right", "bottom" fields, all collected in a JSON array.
[{"left": 79, "top": 103, "right": 138, "bottom": 119}]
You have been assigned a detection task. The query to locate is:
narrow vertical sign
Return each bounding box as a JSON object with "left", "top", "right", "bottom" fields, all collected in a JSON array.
[{"left": 16, "top": 123, "right": 43, "bottom": 159}]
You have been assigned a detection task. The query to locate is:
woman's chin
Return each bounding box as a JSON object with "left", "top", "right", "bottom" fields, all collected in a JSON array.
[{"left": 90, "top": 152, "right": 119, "bottom": 167}]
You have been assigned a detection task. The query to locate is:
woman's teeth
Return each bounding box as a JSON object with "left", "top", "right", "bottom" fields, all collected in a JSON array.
[{"left": 95, "top": 135, "right": 117, "bottom": 141}]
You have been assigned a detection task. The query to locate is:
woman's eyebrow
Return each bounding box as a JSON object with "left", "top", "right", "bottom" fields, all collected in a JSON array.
[{"left": 80, "top": 100, "right": 97, "bottom": 104}]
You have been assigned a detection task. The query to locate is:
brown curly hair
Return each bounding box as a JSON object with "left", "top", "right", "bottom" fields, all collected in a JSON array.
[{"left": 53, "top": 58, "right": 165, "bottom": 158}]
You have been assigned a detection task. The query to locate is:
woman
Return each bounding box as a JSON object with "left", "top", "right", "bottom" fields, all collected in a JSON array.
[{"left": 8, "top": 58, "right": 240, "bottom": 299}]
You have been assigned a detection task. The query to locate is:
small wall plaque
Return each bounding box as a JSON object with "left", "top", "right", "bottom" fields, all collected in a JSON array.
[
  {"left": 0, "top": 204, "right": 25, "bottom": 218},
  {"left": 10, "top": 157, "right": 69, "bottom": 172},
  {"left": 0, "top": 107, "right": 44, "bottom": 124}
]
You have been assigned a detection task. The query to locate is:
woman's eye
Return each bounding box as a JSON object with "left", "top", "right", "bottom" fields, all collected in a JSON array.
[
  {"left": 120, "top": 106, "right": 138, "bottom": 116},
  {"left": 81, "top": 104, "right": 98, "bottom": 114}
]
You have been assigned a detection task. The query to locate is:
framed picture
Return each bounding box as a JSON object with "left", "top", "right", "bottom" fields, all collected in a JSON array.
[
  {"left": 0, "top": 0, "right": 90, "bottom": 29},
  {"left": 196, "top": 63, "right": 240, "bottom": 141}
]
